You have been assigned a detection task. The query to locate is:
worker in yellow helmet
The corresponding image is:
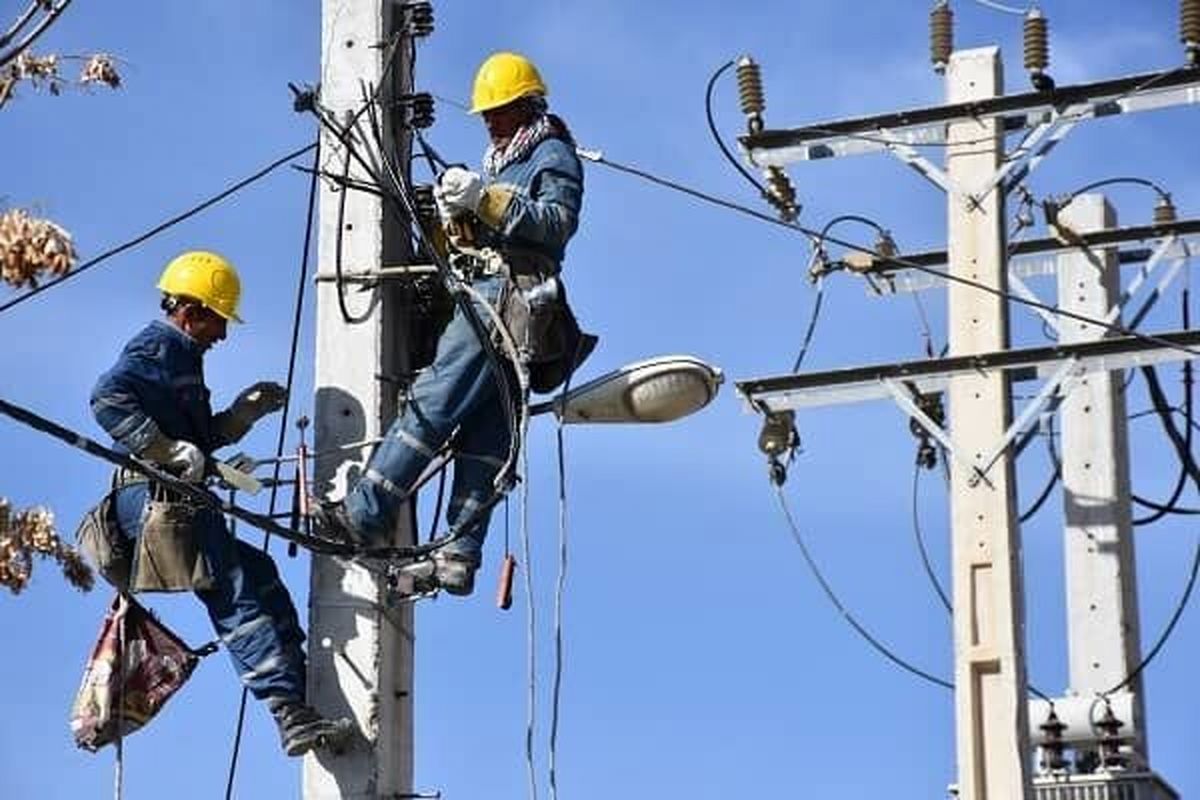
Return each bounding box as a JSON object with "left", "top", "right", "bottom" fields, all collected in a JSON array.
[
  {"left": 314, "top": 52, "right": 595, "bottom": 596},
  {"left": 86, "top": 251, "right": 353, "bottom": 757}
]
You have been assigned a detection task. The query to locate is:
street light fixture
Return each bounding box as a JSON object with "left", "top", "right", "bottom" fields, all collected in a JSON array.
[{"left": 531, "top": 355, "right": 724, "bottom": 424}]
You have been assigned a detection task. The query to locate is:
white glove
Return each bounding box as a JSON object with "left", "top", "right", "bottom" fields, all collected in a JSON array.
[
  {"left": 435, "top": 167, "right": 485, "bottom": 218},
  {"left": 144, "top": 435, "right": 206, "bottom": 483}
]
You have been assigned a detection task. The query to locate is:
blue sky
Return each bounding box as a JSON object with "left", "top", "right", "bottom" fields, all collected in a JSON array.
[{"left": 2, "top": 1, "right": 1199, "bottom": 798}]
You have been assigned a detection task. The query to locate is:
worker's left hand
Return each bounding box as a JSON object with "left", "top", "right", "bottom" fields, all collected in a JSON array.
[
  {"left": 435, "top": 166, "right": 485, "bottom": 218},
  {"left": 229, "top": 381, "right": 288, "bottom": 424}
]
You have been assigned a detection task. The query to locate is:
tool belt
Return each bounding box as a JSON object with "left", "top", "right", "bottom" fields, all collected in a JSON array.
[
  {"left": 75, "top": 468, "right": 214, "bottom": 594},
  {"left": 445, "top": 224, "right": 598, "bottom": 394}
]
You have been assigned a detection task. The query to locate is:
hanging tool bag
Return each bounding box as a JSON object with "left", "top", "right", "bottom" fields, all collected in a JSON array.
[
  {"left": 76, "top": 472, "right": 214, "bottom": 594},
  {"left": 130, "top": 482, "right": 215, "bottom": 593},
  {"left": 71, "top": 594, "right": 214, "bottom": 752},
  {"left": 498, "top": 272, "right": 597, "bottom": 394},
  {"left": 75, "top": 487, "right": 133, "bottom": 593}
]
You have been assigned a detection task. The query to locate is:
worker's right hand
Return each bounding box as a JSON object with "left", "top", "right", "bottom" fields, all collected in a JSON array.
[{"left": 143, "top": 435, "right": 206, "bottom": 483}]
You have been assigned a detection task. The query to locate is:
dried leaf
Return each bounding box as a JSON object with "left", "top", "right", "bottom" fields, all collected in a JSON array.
[
  {"left": 0, "top": 497, "right": 93, "bottom": 594},
  {"left": 79, "top": 54, "right": 120, "bottom": 89},
  {"left": 0, "top": 208, "right": 77, "bottom": 289}
]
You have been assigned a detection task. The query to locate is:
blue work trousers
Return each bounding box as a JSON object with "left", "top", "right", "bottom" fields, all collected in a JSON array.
[
  {"left": 343, "top": 275, "right": 513, "bottom": 560},
  {"left": 114, "top": 484, "right": 306, "bottom": 702}
]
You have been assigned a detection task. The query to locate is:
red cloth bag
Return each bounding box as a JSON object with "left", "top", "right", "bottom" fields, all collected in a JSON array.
[{"left": 70, "top": 594, "right": 211, "bottom": 752}]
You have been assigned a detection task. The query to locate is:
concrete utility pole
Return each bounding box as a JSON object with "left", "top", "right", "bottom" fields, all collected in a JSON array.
[
  {"left": 1055, "top": 196, "right": 1146, "bottom": 756},
  {"left": 309, "top": 2, "right": 416, "bottom": 797},
  {"left": 734, "top": 20, "right": 1200, "bottom": 800},
  {"left": 944, "top": 48, "right": 1033, "bottom": 800}
]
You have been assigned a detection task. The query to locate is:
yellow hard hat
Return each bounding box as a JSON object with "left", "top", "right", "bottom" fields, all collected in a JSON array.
[
  {"left": 157, "top": 250, "right": 243, "bottom": 323},
  {"left": 470, "top": 51, "right": 547, "bottom": 114}
]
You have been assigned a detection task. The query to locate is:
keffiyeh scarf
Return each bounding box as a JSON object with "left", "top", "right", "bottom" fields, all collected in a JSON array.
[{"left": 483, "top": 100, "right": 574, "bottom": 177}]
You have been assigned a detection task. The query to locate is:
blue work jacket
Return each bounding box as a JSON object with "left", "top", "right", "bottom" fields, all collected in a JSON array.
[
  {"left": 480, "top": 136, "right": 584, "bottom": 267},
  {"left": 91, "top": 320, "right": 222, "bottom": 456}
]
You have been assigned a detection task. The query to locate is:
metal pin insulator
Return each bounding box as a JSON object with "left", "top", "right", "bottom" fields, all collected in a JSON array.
[
  {"left": 401, "top": 1, "right": 435, "bottom": 37},
  {"left": 930, "top": 1, "right": 954, "bottom": 74},
  {"left": 1183, "top": 0, "right": 1200, "bottom": 64},
  {"left": 1155, "top": 195, "right": 1178, "bottom": 225},
  {"left": 736, "top": 56, "right": 765, "bottom": 134},
  {"left": 764, "top": 166, "right": 799, "bottom": 222}
]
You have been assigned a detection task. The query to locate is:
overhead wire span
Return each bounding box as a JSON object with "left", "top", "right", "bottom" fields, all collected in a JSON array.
[
  {"left": 704, "top": 60, "right": 769, "bottom": 198},
  {"left": 223, "top": 141, "right": 322, "bottom": 800},
  {"left": 911, "top": 464, "right": 952, "bottom": 615},
  {"left": 971, "top": 0, "right": 1031, "bottom": 16},
  {"left": 1096, "top": 365, "right": 1200, "bottom": 697},
  {"left": 0, "top": 0, "right": 72, "bottom": 67},
  {"left": 581, "top": 149, "right": 1200, "bottom": 362},
  {"left": 548, "top": 358, "right": 583, "bottom": 800},
  {"left": 0, "top": 141, "right": 317, "bottom": 317},
  {"left": 0, "top": 2, "right": 43, "bottom": 51},
  {"left": 0, "top": 393, "right": 347, "bottom": 554},
  {"left": 774, "top": 484, "right": 953, "bottom": 690},
  {"left": 1018, "top": 413, "right": 1061, "bottom": 524},
  {"left": 1134, "top": 296, "right": 1194, "bottom": 525},
  {"left": 520, "top": 446, "right": 539, "bottom": 800}
]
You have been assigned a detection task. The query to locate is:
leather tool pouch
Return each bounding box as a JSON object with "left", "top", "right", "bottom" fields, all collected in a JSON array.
[
  {"left": 130, "top": 487, "right": 214, "bottom": 594},
  {"left": 499, "top": 274, "right": 597, "bottom": 394},
  {"left": 75, "top": 490, "right": 132, "bottom": 593}
]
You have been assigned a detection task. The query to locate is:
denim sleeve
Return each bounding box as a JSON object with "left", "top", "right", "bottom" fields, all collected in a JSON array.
[
  {"left": 90, "top": 353, "right": 164, "bottom": 455},
  {"left": 497, "top": 140, "right": 583, "bottom": 253}
]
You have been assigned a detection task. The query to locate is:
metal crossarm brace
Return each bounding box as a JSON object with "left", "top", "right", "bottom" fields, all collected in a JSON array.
[
  {"left": 857, "top": 217, "right": 1200, "bottom": 295},
  {"left": 971, "top": 357, "right": 1081, "bottom": 485},
  {"left": 882, "top": 378, "right": 986, "bottom": 485},
  {"left": 736, "top": 327, "right": 1200, "bottom": 412},
  {"left": 879, "top": 356, "right": 1078, "bottom": 490},
  {"left": 739, "top": 67, "right": 1200, "bottom": 166},
  {"left": 1108, "top": 235, "right": 1180, "bottom": 325}
]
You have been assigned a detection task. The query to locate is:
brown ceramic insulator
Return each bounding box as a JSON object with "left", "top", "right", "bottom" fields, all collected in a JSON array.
[
  {"left": 1183, "top": 0, "right": 1200, "bottom": 63},
  {"left": 736, "top": 56, "right": 765, "bottom": 133},
  {"left": 930, "top": 2, "right": 954, "bottom": 74},
  {"left": 1024, "top": 9, "right": 1050, "bottom": 74},
  {"left": 764, "top": 166, "right": 798, "bottom": 222},
  {"left": 1155, "top": 196, "right": 1178, "bottom": 225}
]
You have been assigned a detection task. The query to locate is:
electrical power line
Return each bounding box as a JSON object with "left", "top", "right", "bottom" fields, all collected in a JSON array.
[
  {"left": 0, "top": 141, "right": 318, "bottom": 317},
  {"left": 580, "top": 150, "right": 1200, "bottom": 363},
  {"left": 223, "top": 140, "right": 321, "bottom": 800}
]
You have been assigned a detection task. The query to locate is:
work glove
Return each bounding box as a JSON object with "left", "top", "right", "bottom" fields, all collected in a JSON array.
[
  {"left": 435, "top": 167, "right": 485, "bottom": 219},
  {"left": 214, "top": 381, "right": 288, "bottom": 445},
  {"left": 142, "top": 434, "right": 206, "bottom": 483},
  {"left": 230, "top": 381, "right": 288, "bottom": 423}
]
